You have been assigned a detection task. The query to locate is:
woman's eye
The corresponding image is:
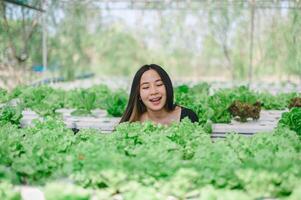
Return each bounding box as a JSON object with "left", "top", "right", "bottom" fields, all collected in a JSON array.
[
  {"left": 142, "top": 87, "right": 149, "bottom": 90},
  {"left": 157, "top": 84, "right": 163, "bottom": 86}
]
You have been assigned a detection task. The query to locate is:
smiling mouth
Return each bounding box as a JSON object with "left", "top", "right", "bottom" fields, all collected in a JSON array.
[{"left": 149, "top": 97, "right": 162, "bottom": 103}]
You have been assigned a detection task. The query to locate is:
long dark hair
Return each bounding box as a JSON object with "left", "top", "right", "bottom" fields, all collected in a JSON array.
[{"left": 119, "top": 64, "right": 176, "bottom": 123}]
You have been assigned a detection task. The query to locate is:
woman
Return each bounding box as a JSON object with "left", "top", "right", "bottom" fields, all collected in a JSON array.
[{"left": 120, "top": 64, "right": 198, "bottom": 125}]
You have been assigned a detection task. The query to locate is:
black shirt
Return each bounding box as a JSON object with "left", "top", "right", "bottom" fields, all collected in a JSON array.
[{"left": 180, "top": 107, "right": 199, "bottom": 123}]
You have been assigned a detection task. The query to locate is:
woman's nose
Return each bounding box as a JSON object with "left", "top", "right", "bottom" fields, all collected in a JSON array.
[{"left": 150, "top": 85, "right": 158, "bottom": 94}]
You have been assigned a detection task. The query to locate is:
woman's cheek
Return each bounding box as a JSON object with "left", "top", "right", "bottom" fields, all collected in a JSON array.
[
  {"left": 140, "top": 91, "right": 149, "bottom": 105},
  {"left": 160, "top": 89, "right": 167, "bottom": 100},
  {"left": 161, "top": 96, "right": 167, "bottom": 106},
  {"left": 140, "top": 90, "right": 147, "bottom": 100}
]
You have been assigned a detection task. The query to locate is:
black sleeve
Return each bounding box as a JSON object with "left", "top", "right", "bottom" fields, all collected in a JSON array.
[{"left": 180, "top": 107, "right": 199, "bottom": 123}]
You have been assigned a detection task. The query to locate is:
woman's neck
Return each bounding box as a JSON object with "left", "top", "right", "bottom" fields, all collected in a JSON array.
[
  {"left": 146, "top": 108, "right": 169, "bottom": 121},
  {"left": 140, "top": 106, "right": 180, "bottom": 125}
]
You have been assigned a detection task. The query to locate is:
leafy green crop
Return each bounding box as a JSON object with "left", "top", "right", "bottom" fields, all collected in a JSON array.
[
  {"left": 258, "top": 92, "right": 299, "bottom": 110},
  {"left": 278, "top": 107, "right": 301, "bottom": 136},
  {"left": 174, "top": 84, "right": 301, "bottom": 124},
  {"left": 8, "top": 85, "right": 27, "bottom": 100},
  {"left": 70, "top": 90, "right": 96, "bottom": 116},
  {"left": 0, "top": 181, "right": 21, "bottom": 200},
  {"left": 88, "top": 84, "right": 111, "bottom": 109},
  {"left": 0, "top": 116, "right": 301, "bottom": 199},
  {"left": 0, "top": 88, "right": 8, "bottom": 103},
  {"left": 2, "top": 83, "right": 301, "bottom": 199},
  {"left": 44, "top": 182, "right": 91, "bottom": 200},
  {"left": 175, "top": 83, "right": 213, "bottom": 124},
  {"left": 4, "top": 83, "right": 299, "bottom": 121},
  {"left": 105, "top": 90, "right": 128, "bottom": 117},
  {"left": 16, "top": 86, "right": 65, "bottom": 117},
  {"left": 12, "top": 84, "right": 127, "bottom": 117},
  {"left": 0, "top": 104, "right": 23, "bottom": 126},
  {"left": 0, "top": 117, "right": 76, "bottom": 184},
  {"left": 208, "top": 86, "right": 258, "bottom": 122}
]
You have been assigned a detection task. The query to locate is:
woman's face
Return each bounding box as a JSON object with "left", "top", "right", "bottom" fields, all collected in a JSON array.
[{"left": 139, "top": 69, "right": 167, "bottom": 112}]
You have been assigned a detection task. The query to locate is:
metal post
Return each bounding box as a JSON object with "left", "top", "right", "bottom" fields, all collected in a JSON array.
[
  {"left": 42, "top": 0, "right": 47, "bottom": 82},
  {"left": 248, "top": 0, "right": 255, "bottom": 85}
]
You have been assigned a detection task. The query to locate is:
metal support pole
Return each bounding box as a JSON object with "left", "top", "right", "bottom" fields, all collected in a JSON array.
[
  {"left": 248, "top": 0, "right": 255, "bottom": 85},
  {"left": 42, "top": 0, "right": 47, "bottom": 82}
]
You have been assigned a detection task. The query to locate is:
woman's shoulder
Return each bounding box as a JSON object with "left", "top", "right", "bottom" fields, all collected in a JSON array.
[{"left": 180, "top": 106, "right": 199, "bottom": 123}]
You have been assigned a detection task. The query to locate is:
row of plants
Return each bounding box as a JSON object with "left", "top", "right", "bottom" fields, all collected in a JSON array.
[
  {"left": 1, "top": 83, "right": 300, "bottom": 125},
  {"left": 0, "top": 114, "right": 301, "bottom": 199},
  {"left": 0, "top": 85, "right": 128, "bottom": 117},
  {"left": 1, "top": 83, "right": 301, "bottom": 199},
  {"left": 175, "top": 83, "right": 300, "bottom": 124}
]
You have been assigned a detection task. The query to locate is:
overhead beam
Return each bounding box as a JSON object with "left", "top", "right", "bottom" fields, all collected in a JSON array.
[{"left": 3, "top": 0, "right": 44, "bottom": 12}]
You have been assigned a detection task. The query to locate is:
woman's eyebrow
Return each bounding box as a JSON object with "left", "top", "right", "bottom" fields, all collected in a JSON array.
[
  {"left": 140, "top": 79, "right": 162, "bottom": 85},
  {"left": 140, "top": 82, "right": 149, "bottom": 86}
]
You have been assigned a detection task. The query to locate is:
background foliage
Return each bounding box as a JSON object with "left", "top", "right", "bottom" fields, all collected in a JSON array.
[{"left": 0, "top": 0, "right": 301, "bottom": 88}]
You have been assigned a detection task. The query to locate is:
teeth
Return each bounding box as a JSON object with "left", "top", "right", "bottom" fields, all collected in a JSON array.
[{"left": 150, "top": 97, "right": 161, "bottom": 102}]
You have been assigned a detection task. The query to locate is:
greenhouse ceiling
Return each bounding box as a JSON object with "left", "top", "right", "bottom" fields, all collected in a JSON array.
[
  {"left": 57, "top": 0, "right": 301, "bottom": 10},
  {"left": 2, "top": 0, "right": 301, "bottom": 11}
]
